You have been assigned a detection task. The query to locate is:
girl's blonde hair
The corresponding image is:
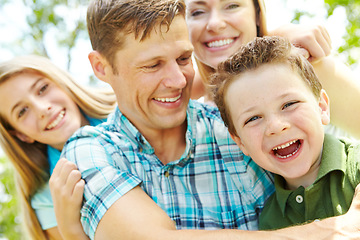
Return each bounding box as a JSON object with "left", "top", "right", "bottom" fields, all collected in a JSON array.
[
  {"left": 0, "top": 55, "right": 116, "bottom": 239},
  {"left": 196, "top": 0, "right": 267, "bottom": 87}
]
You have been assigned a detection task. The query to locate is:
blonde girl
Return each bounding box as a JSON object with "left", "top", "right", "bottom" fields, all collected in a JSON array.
[{"left": 0, "top": 55, "right": 116, "bottom": 239}]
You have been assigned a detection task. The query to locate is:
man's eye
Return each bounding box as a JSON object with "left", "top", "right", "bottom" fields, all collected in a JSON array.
[
  {"left": 245, "top": 116, "right": 260, "bottom": 125},
  {"left": 146, "top": 63, "right": 159, "bottom": 69},
  {"left": 178, "top": 56, "right": 191, "bottom": 65}
]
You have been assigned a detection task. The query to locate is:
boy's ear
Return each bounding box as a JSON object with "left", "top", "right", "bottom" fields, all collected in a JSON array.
[
  {"left": 319, "top": 89, "right": 330, "bottom": 126},
  {"left": 88, "top": 51, "right": 111, "bottom": 84},
  {"left": 9, "top": 130, "right": 35, "bottom": 144},
  {"left": 229, "top": 132, "right": 249, "bottom": 156}
]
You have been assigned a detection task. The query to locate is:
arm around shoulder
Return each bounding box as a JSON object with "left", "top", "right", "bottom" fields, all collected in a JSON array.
[
  {"left": 95, "top": 185, "right": 360, "bottom": 240},
  {"left": 312, "top": 56, "right": 360, "bottom": 138}
]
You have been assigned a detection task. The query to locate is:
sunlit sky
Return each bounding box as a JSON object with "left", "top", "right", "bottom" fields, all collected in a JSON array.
[{"left": 0, "top": 0, "right": 358, "bottom": 156}]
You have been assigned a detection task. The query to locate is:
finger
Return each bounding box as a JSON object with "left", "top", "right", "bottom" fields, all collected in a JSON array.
[
  {"left": 50, "top": 159, "right": 78, "bottom": 190},
  {"left": 313, "top": 27, "right": 332, "bottom": 57},
  {"left": 293, "top": 47, "right": 310, "bottom": 59},
  {"left": 317, "top": 25, "right": 332, "bottom": 50},
  {"left": 72, "top": 179, "right": 85, "bottom": 204},
  {"left": 65, "top": 170, "right": 83, "bottom": 194}
]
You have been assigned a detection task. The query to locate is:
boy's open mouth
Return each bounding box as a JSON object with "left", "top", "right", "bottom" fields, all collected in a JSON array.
[{"left": 272, "top": 140, "right": 301, "bottom": 159}]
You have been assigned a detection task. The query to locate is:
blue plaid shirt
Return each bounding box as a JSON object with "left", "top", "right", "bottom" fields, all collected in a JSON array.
[{"left": 62, "top": 100, "right": 274, "bottom": 239}]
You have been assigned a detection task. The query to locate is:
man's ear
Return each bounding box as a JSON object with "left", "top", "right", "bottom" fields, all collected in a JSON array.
[
  {"left": 9, "top": 130, "right": 35, "bottom": 144},
  {"left": 229, "top": 132, "right": 249, "bottom": 156},
  {"left": 319, "top": 89, "right": 330, "bottom": 125},
  {"left": 88, "top": 51, "right": 111, "bottom": 84}
]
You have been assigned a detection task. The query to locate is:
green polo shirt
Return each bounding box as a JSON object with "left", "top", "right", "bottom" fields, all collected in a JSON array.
[{"left": 259, "top": 134, "right": 360, "bottom": 230}]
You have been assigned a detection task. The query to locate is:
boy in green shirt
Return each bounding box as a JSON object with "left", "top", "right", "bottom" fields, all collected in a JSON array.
[{"left": 211, "top": 36, "right": 360, "bottom": 230}]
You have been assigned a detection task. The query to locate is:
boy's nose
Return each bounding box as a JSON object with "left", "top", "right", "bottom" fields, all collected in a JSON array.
[{"left": 265, "top": 115, "right": 290, "bottom": 136}]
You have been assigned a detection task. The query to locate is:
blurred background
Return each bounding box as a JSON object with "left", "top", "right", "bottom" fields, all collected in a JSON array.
[{"left": 0, "top": 0, "right": 359, "bottom": 238}]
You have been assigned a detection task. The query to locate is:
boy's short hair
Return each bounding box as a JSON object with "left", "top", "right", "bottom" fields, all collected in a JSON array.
[
  {"left": 210, "top": 36, "right": 322, "bottom": 136},
  {"left": 87, "top": 0, "right": 186, "bottom": 73}
]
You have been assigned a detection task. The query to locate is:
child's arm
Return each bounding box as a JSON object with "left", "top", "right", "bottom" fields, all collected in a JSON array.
[
  {"left": 312, "top": 56, "right": 360, "bottom": 138},
  {"left": 49, "top": 158, "right": 90, "bottom": 240}
]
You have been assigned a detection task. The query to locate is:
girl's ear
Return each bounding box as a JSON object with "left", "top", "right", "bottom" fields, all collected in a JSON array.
[
  {"left": 9, "top": 130, "right": 35, "bottom": 143},
  {"left": 319, "top": 89, "right": 330, "bottom": 125},
  {"left": 229, "top": 132, "right": 249, "bottom": 156}
]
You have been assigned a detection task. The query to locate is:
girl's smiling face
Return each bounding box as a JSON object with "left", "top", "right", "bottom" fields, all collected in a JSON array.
[
  {"left": 0, "top": 71, "right": 86, "bottom": 150},
  {"left": 186, "top": 0, "right": 258, "bottom": 69}
]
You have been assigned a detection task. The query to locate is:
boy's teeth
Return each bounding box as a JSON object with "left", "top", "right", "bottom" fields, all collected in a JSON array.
[
  {"left": 207, "top": 39, "right": 234, "bottom": 48},
  {"left": 46, "top": 110, "right": 65, "bottom": 130},
  {"left": 154, "top": 95, "right": 181, "bottom": 103},
  {"left": 272, "top": 140, "right": 297, "bottom": 151}
]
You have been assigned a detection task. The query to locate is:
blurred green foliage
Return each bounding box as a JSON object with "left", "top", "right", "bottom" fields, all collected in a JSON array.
[
  {"left": 324, "top": 0, "right": 360, "bottom": 65},
  {"left": 0, "top": 156, "right": 22, "bottom": 240}
]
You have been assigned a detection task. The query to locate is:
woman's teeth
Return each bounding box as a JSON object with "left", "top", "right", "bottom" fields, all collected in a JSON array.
[{"left": 207, "top": 39, "right": 234, "bottom": 48}]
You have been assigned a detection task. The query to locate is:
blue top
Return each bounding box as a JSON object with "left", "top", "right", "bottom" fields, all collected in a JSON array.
[
  {"left": 31, "top": 115, "right": 106, "bottom": 230},
  {"left": 61, "top": 100, "right": 275, "bottom": 239}
]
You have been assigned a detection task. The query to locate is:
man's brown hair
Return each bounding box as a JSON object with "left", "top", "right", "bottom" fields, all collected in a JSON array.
[
  {"left": 210, "top": 36, "right": 322, "bottom": 136},
  {"left": 87, "top": 0, "right": 186, "bottom": 73}
]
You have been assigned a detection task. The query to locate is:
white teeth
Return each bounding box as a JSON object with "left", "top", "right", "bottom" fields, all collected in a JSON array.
[
  {"left": 272, "top": 140, "right": 297, "bottom": 151},
  {"left": 207, "top": 39, "right": 234, "bottom": 48},
  {"left": 154, "top": 95, "right": 181, "bottom": 103},
  {"left": 46, "top": 110, "right": 65, "bottom": 130},
  {"left": 272, "top": 140, "right": 300, "bottom": 159},
  {"left": 275, "top": 150, "right": 299, "bottom": 159}
]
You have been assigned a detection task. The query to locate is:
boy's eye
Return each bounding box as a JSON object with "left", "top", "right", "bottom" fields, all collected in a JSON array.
[
  {"left": 39, "top": 84, "right": 49, "bottom": 95},
  {"left": 282, "top": 101, "right": 298, "bottom": 110},
  {"left": 245, "top": 116, "right": 260, "bottom": 125}
]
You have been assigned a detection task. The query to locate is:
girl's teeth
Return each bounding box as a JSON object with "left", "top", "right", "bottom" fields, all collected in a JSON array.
[{"left": 46, "top": 110, "right": 65, "bottom": 130}]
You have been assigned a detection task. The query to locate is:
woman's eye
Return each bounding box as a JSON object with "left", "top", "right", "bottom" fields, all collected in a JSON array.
[
  {"left": 190, "top": 10, "right": 205, "bottom": 17},
  {"left": 245, "top": 116, "right": 260, "bottom": 125},
  {"left": 18, "top": 107, "right": 28, "bottom": 118},
  {"left": 226, "top": 3, "right": 240, "bottom": 10},
  {"left": 39, "top": 84, "right": 49, "bottom": 95}
]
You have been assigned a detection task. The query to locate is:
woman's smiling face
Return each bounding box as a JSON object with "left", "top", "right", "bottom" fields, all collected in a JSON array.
[{"left": 185, "top": 0, "right": 258, "bottom": 69}]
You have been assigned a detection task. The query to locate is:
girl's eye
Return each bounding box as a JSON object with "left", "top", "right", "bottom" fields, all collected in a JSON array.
[
  {"left": 39, "top": 84, "right": 49, "bottom": 95},
  {"left": 245, "top": 116, "right": 260, "bottom": 125},
  {"left": 18, "top": 107, "right": 28, "bottom": 118}
]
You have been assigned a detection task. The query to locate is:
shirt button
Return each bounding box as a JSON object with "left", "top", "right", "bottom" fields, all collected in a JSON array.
[
  {"left": 295, "top": 195, "right": 303, "bottom": 203},
  {"left": 164, "top": 171, "right": 170, "bottom": 177}
]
